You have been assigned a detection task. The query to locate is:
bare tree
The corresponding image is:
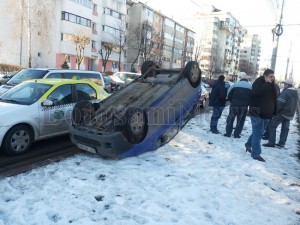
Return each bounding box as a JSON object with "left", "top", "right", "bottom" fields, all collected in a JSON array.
[
  {"left": 127, "top": 23, "right": 143, "bottom": 72},
  {"left": 193, "top": 44, "right": 203, "bottom": 66},
  {"left": 113, "top": 22, "right": 127, "bottom": 71},
  {"left": 6, "top": 0, "right": 55, "bottom": 67},
  {"left": 98, "top": 42, "right": 113, "bottom": 72},
  {"left": 127, "top": 22, "right": 163, "bottom": 71},
  {"left": 72, "top": 33, "right": 90, "bottom": 69}
]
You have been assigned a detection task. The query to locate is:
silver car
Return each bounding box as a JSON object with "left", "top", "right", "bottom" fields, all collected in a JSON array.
[{"left": 0, "top": 71, "right": 18, "bottom": 85}]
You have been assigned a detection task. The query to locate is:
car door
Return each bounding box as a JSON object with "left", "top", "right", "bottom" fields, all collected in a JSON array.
[{"left": 40, "top": 84, "right": 74, "bottom": 137}]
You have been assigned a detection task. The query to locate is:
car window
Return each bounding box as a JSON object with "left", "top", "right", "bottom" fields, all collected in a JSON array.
[
  {"left": 46, "top": 73, "right": 63, "bottom": 78},
  {"left": 64, "top": 72, "right": 103, "bottom": 86},
  {"left": 7, "top": 69, "right": 48, "bottom": 85},
  {"left": 76, "top": 84, "right": 97, "bottom": 100},
  {"left": 0, "top": 82, "right": 51, "bottom": 105},
  {"left": 47, "top": 84, "right": 72, "bottom": 106}
]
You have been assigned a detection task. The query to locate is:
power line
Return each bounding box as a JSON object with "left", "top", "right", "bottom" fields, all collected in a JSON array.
[{"left": 243, "top": 23, "right": 300, "bottom": 28}]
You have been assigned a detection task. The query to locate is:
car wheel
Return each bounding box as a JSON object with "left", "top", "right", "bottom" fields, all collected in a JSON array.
[
  {"left": 183, "top": 61, "right": 201, "bottom": 88},
  {"left": 72, "top": 100, "right": 94, "bottom": 125},
  {"left": 141, "top": 61, "right": 159, "bottom": 76},
  {"left": 2, "top": 125, "right": 33, "bottom": 155},
  {"left": 123, "top": 108, "right": 147, "bottom": 144}
]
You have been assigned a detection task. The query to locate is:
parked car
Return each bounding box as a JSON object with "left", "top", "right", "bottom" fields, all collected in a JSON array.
[
  {"left": 199, "top": 82, "right": 209, "bottom": 108},
  {"left": 110, "top": 72, "right": 141, "bottom": 87},
  {"left": 0, "top": 79, "right": 109, "bottom": 155},
  {"left": 69, "top": 61, "right": 201, "bottom": 158},
  {"left": 103, "top": 75, "right": 120, "bottom": 93},
  {"left": 0, "top": 71, "right": 18, "bottom": 85},
  {"left": 0, "top": 68, "right": 105, "bottom": 95}
]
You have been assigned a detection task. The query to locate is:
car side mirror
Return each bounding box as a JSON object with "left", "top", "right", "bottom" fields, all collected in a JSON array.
[{"left": 41, "top": 100, "right": 54, "bottom": 107}]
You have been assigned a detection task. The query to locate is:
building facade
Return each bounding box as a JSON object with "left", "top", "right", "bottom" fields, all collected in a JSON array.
[
  {"left": 192, "top": 10, "right": 250, "bottom": 80},
  {"left": 239, "top": 34, "right": 261, "bottom": 79},
  {"left": 0, "top": 0, "right": 194, "bottom": 72}
]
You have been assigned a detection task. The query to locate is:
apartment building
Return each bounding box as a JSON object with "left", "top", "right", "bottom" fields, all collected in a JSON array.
[
  {"left": 0, "top": 0, "right": 127, "bottom": 71},
  {"left": 126, "top": 1, "right": 195, "bottom": 70},
  {"left": 239, "top": 34, "right": 261, "bottom": 79},
  {"left": 192, "top": 10, "right": 248, "bottom": 80},
  {"left": 0, "top": 0, "right": 194, "bottom": 72}
]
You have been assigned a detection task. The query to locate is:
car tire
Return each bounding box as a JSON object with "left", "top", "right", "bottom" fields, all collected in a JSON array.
[
  {"left": 2, "top": 125, "right": 33, "bottom": 155},
  {"left": 72, "top": 100, "right": 94, "bottom": 125},
  {"left": 123, "top": 108, "right": 147, "bottom": 144},
  {"left": 141, "top": 61, "right": 159, "bottom": 76},
  {"left": 183, "top": 61, "right": 201, "bottom": 88}
]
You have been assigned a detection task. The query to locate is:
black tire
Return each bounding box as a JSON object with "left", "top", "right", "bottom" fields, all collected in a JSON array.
[
  {"left": 183, "top": 61, "right": 201, "bottom": 88},
  {"left": 141, "top": 61, "right": 159, "bottom": 76},
  {"left": 2, "top": 125, "right": 33, "bottom": 155},
  {"left": 123, "top": 108, "right": 147, "bottom": 144},
  {"left": 72, "top": 100, "right": 94, "bottom": 125}
]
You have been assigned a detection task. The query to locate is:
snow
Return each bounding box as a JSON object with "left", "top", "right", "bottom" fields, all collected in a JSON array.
[{"left": 0, "top": 107, "right": 299, "bottom": 225}]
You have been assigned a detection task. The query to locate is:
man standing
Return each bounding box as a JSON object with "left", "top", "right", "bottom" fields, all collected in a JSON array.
[
  {"left": 263, "top": 79, "right": 298, "bottom": 148},
  {"left": 245, "top": 69, "right": 278, "bottom": 162},
  {"left": 224, "top": 72, "right": 252, "bottom": 138},
  {"left": 209, "top": 75, "right": 227, "bottom": 134}
]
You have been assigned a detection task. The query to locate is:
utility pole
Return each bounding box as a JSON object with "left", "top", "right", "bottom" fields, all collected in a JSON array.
[
  {"left": 284, "top": 41, "right": 291, "bottom": 80},
  {"left": 270, "top": 0, "right": 285, "bottom": 71}
]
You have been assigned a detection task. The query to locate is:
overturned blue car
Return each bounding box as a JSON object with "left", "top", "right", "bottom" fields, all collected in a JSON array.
[{"left": 69, "top": 61, "right": 201, "bottom": 158}]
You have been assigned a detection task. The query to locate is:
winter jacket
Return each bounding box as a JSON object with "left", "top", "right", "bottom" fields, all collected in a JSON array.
[
  {"left": 227, "top": 79, "right": 252, "bottom": 108},
  {"left": 248, "top": 76, "right": 278, "bottom": 119},
  {"left": 209, "top": 80, "right": 227, "bottom": 107},
  {"left": 277, "top": 87, "right": 298, "bottom": 120}
]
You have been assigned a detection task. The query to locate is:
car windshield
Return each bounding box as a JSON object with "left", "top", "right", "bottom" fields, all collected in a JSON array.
[
  {"left": 0, "top": 82, "right": 52, "bottom": 105},
  {"left": 7, "top": 69, "right": 48, "bottom": 86}
]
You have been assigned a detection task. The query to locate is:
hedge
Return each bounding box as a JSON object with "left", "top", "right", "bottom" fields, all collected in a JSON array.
[{"left": 0, "top": 63, "right": 24, "bottom": 73}]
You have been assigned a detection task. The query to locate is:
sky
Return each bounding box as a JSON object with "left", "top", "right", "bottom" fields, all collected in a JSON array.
[
  {"left": 142, "top": 0, "right": 300, "bottom": 83},
  {"left": 0, "top": 107, "right": 299, "bottom": 225}
]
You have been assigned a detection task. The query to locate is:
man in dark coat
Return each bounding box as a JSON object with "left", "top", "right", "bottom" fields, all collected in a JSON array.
[
  {"left": 224, "top": 72, "right": 252, "bottom": 138},
  {"left": 209, "top": 75, "right": 227, "bottom": 134},
  {"left": 263, "top": 79, "right": 298, "bottom": 148},
  {"left": 245, "top": 69, "right": 278, "bottom": 162}
]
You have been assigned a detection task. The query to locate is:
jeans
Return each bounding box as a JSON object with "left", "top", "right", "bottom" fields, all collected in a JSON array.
[
  {"left": 210, "top": 106, "right": 224, "bottom": 132},
  {"left": 263, "top": 123, "right": 270, "bottom": 138},
  {"left": 268, "top": 114, "right": 290, "bottom": 146},
  {"left": 225, "top": 107, "right": 248, "bottom": 137},
  {"left": 245, "top": 116, "right": 269, "bottom": 158}
]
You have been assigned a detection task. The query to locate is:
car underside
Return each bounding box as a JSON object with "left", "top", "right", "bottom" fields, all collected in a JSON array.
[{"left": 69, "top": 61, "right": 201, "bottom": 158}]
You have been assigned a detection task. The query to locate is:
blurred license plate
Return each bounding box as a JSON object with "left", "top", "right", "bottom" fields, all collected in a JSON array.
[{"left": 77, "top": 143, "right": 96, "bottom": 154}]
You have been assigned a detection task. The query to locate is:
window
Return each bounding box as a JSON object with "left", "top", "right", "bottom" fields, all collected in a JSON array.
[
  {"left": 76, "top": 84, "right": 97, "bottom": 100},
  {"left": 46, "top": 73, "right": 63, "bottom": 78},
  {"left": 91, "top": 40, "right": 96, "bottom": 49},
  {"left": 47, "top": 85, "right": 73, "bottom": 105},
  {"left": 93, "top": 4, "right": 97, "bottom": 13},
  {"left": 61, "top": 11, "right": 91, "bottom": 27}
]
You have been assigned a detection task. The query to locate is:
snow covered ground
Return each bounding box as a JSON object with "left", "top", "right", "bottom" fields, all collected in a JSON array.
[{"left": 0, "top": 107, "right": 299, "bottom": 225}]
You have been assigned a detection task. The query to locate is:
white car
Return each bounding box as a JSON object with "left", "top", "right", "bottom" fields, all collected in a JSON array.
[
  {"left": 110, "top": 72, "right": 141, "bottom": 87},
  {"left": 0, "top": 79, "right": 108, "bottom": 155}
]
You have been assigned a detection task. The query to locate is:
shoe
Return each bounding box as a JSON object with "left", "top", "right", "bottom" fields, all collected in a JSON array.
[
  {"left": 245, "top": 146, "right": 252, "bottom": 153},
  {"left": 263, "top": 143, "right": 275, "bottom": 147},
  {"left": 262, "top": 136, "right": 269, "bottom": 140},
  {"left": 275, "top": 143, "right": 285, "bottom": 148},
  {"left": 211, "top": 130, "right": 220, "bottom": 134},
  {"left": 234, "top": 135, "right": 241, "bottom": 138},
  {"left": 224, "top": 134, "right": 230, "bottom": 137},
  {"left": 253, "top": 156, "right": 265, "bottom": 162}
]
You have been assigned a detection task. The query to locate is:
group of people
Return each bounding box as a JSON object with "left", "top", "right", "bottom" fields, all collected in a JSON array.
[{"left": 208, "top": 69, "right": 298, "bottom": 162}]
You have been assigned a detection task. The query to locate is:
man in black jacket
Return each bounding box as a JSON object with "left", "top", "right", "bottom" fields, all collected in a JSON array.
[
  {"left": 263, "top": 79, "right": 298, "bottom": 148},
  {"left": 245, "top": 69, "right": 278, "bottom": 162},
  {"left": 209, "top": 75, "right": 227, "bottom": 134},
  {"left": 224, "top": 72, "right": 252, "bottom": 138}
]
